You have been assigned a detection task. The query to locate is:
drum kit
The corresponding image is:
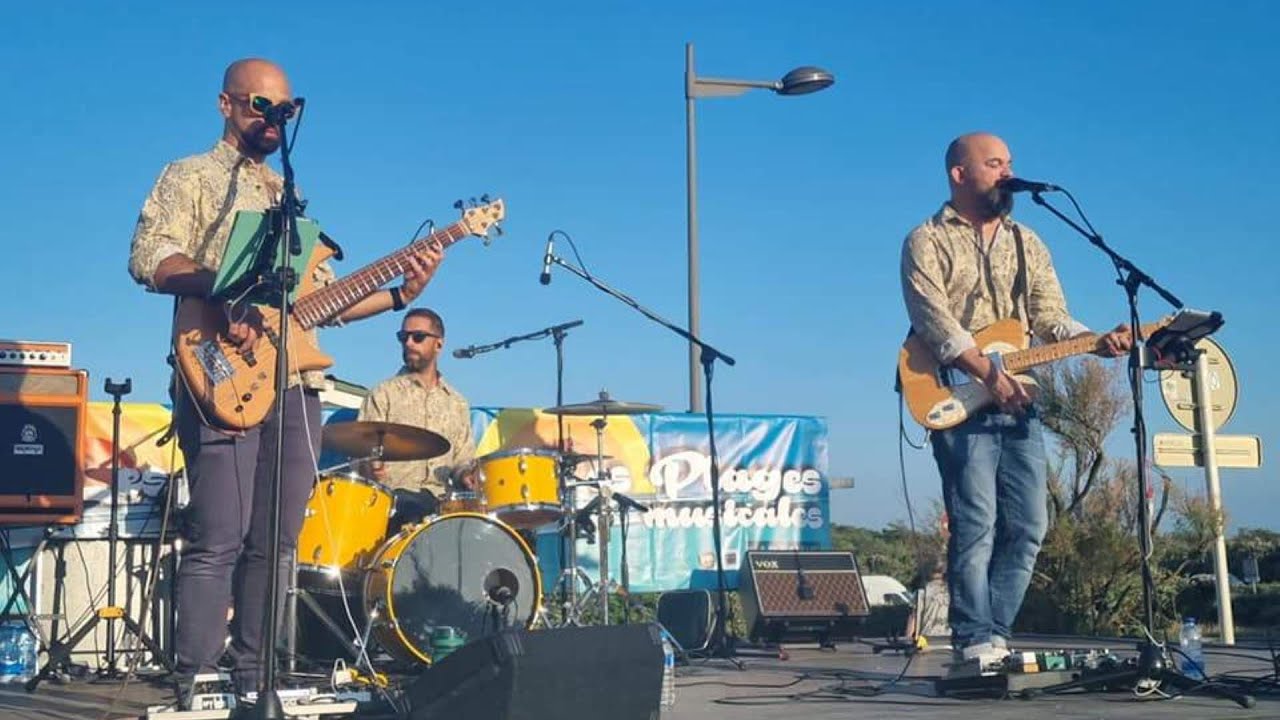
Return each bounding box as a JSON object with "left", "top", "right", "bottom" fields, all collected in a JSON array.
[{"left": 288, "top": 391, "right": 661, "bottom": 672}]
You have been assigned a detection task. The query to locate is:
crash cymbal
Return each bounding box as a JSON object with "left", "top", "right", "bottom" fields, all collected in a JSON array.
[
  {"left": 322, "top": 421, "right": 451, "bottom": 462},
  {"left": 544, "top": 391, "right": 663, "bottom": 417}
]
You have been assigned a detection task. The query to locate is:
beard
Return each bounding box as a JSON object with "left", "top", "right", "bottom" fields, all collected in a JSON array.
[
  {"left": 402, "top": 350, "right": 433, "bottom": 372},
  {"left": 977, "top": 185, "right": 1015, "bottom": 220},
  {"left": 241, "top": 122, "right": 281, "bottom": 156}
]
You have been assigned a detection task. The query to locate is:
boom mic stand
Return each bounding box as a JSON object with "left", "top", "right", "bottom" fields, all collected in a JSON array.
[
  {"left": 454, "top": 319, "right": 587, "bottom": 622},
  {"left": 544, "top": 246, "right": 743, "bottom": 667},
  {"left": 1025, "top": 190, "right": 1251, "bottom": 708}
]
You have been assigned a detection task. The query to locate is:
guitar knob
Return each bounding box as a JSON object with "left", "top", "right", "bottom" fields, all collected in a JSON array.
[
  {"left": 453, "top": 199, "right": 464, "bottom": 210},
  {"left": 480, "top": 193, "right": 491, "bottom": 203}
]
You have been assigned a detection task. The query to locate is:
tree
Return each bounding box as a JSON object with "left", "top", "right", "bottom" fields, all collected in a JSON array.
[{"left": 1020, "top": 358, "right": 1218, "bottom": 636}]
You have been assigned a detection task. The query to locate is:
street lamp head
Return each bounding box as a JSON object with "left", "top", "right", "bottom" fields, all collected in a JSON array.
[{"left": 776, "top": 66, "right": 835, "bottom": 96}]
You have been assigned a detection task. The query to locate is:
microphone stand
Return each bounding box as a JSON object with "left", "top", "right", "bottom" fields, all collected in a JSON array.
[
  {"left": 545, "top": 251, "right": 743, "bottom": 667},
  {"left": 454, "top": 320, "right": 585, "bottom": 621},
  {"left": 1026, "top": 191, "right": 1251, "bottom": 708},
  {"left": 248, "top": 103, "right": 304, "bottom": 720}
]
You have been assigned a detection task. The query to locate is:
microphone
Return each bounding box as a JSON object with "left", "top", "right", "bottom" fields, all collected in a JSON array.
[
  {"left": 1000, "top": 177, "right": 1061, "bottom": 194},
  {"left": 484, "top": 568, "right": 519, "bottom": 606},
  {"left": 539, "top": 233, "right": 555, "bottom": 285},
  {"left": 452, "top": 347, "right": 476, "bottom": 359},
  {"left": 262, "top": 97, "right": 304, "bottom": 123}
]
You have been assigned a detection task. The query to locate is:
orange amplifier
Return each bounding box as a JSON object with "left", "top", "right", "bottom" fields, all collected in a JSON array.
[{"left": 0, "top": 366, "right": 87, "bottom": 525}]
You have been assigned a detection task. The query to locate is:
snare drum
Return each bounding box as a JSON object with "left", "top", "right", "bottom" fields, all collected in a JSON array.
[
  {"left": 439, "top": 490, "right": 487, "bottom": 515},
  {"left": 478, "top": 448, "right": 561, "bottom": 528},
  {"left": 363, "top": 513, "right": 541, "bottom": 664},
  {"left": 297, "top": 472, "right": 394, "bottom": 572}
]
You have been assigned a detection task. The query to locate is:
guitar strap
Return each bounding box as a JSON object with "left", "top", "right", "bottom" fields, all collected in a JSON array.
[{"left": 1011, "top": 223, "right": 1032, "bottom": 339}]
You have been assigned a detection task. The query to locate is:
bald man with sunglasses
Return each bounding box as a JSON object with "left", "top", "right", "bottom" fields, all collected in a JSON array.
[{"left": 128, "top": 58, "right": 442, "bottom": 706}]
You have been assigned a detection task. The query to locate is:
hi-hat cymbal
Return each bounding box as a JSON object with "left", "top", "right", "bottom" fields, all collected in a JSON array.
[
  {"left": 544, "top": 391, "right": 662, "bottom": 417},
  {"left": 322, "top": 421, "right": 451, "bottom": 461}
]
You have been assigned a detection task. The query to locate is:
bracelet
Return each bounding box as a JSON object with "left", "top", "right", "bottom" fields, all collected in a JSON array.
[{"left": 389, "top": 286, "right": 406, "bottom": 311}]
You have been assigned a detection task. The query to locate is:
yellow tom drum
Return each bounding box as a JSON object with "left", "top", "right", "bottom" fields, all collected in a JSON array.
[
  {"left": 297, "top": 471, "right": 394, "bottom": 572},
  {"left": 362, "top": 512, "right": 541, "bottom": 665},
  {"left": 478, "top": 447, "right": 562, "bottom": 528}
]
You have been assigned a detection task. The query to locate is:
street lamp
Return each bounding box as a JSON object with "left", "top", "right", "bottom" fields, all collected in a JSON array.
[{"left": 684, "top": 42, "right": 834, "bottom": 412}]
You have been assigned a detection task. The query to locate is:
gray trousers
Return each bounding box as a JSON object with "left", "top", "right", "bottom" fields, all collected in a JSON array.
[{"left": 172, "top": 384, "right": 321, "bottom": 692}]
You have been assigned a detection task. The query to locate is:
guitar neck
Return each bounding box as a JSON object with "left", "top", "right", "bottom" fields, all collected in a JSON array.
[
  {"left": 293, "top": 222, "right": 470, "bottom": 329},
  {"left": 1002, "top": 335, "right": 1101, "bottom": 374},
  {"left": 1002, "top": 320, "right": 1166, "bottom": 374}
]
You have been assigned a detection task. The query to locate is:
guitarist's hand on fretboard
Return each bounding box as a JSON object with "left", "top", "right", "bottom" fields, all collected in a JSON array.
[{"left": 1092, "top": 323, "right": 1134, "bottom": 358}]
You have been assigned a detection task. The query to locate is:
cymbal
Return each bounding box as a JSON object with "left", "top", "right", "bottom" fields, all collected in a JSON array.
[
  {"left": 544, "top": 391, "right": 663, "bottom": 417},
  {"left": 322, "top": 421, "right": 451, "bottom": 462}
]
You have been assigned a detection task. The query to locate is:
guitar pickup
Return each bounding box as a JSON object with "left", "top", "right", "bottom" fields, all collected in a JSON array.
[{"left": 194, "top": 341, "right": 235, "bottom": 385}]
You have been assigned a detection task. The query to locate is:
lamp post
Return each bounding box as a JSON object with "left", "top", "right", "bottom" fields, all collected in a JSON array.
[{"left": 684, "top": 42, "right": 834, "bottom": 411}]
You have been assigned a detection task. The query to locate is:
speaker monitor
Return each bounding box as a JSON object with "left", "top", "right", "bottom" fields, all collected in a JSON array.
[
  {"left": 0, "top": 368, "right": 87, "bottom": 525},
  {"left": 657, "top": 588, "right": 714, "bottom": 652},
  {"left": 738, "top": 550, "right": 870, "bottom": 645},
  {"left": 407, "top": 624, "right": 663, "bottom": 720}
]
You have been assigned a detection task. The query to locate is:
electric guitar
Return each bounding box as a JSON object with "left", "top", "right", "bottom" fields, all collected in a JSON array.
[
  {"left": 173, "top": 198, "right": 505, "bottom": 431},
  {"left": 897, "top": 316, "right": 1169, "bottom": 430}
]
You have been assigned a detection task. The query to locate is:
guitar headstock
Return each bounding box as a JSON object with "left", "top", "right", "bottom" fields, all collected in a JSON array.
[{"left": 456, "top": 195, "right": 506, "bottom": 245}]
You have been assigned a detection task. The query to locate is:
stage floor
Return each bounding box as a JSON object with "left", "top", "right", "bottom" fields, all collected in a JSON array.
[{"left": 1, "top": 635, "right": 1277, "bottom": 720}]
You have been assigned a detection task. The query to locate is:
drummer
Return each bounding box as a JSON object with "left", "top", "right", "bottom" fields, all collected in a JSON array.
[{"left": 357, "top": 307, "right": 477, "bottom": 529}]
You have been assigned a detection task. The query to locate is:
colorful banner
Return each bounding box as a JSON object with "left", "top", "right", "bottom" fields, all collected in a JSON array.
[{"left": 4, "top": 403, "right": 831, "bottom": 597}]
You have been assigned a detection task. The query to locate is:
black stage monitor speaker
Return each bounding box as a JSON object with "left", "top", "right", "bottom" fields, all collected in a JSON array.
[
  {"left": 407, "top": 624, "right": 663, "bottom": 720},
  {"left": 739, "top": 550, "right": 870, "bottom": 645},
  {"left": 657, "top": 589, "right": 714, "bottom": 652}
]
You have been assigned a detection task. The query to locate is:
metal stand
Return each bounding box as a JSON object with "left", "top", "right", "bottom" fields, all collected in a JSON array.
[
  {"left": 27, "top": 378, "right": 172, "bottom": 691},
  {"left": 543, "top": 247, "right": 740, "bottom": 663},
  {"left": 1027, "top": 191, "right": 1248, "bottom": 707}
]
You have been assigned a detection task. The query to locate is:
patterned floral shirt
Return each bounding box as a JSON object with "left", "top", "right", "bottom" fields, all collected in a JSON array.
[
  {"left": 357, "top": 370, "right": 476, "bottom": 495},
  {"left": 128, "top": 140, "right": 337, "bottom": 389},
  {"left": 901, "top": 202, "right": 1089, "bottom": 364}
]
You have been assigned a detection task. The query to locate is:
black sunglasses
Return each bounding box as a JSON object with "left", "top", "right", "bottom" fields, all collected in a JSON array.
[
  {"left": 396, "top": 330, "right": 439, "bottom": 344},
  {"left": 229, "top": 93, "right": 299, "bottom": 119}
]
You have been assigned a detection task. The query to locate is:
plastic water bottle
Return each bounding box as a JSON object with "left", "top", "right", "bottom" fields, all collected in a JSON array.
[
  {"left": 1179, "top": 617, "right": 1206, "bottom": 680},
  {"left": 0, "top": 622, "right": 21, "bottom": 683},
  {"left": 660, "top": 630, "right": 676, "bottom": 710},
  {"left": 15, "top": 625, "right": 37, "bottom": 683}
]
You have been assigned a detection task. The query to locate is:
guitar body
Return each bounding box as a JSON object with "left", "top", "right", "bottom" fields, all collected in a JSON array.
[
  {"left": 173, "top": 243, "right": 336, "bottom": 431},
  {"left": 898, "top": 318, "right": 1030, "bottom": 431}
]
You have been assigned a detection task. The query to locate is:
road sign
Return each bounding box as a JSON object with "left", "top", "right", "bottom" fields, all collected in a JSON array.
[
  {"left": 1153, "top": 433, "right": 1262, "bottom": 469},
  {"left": 1159, "top": 337, "right": 1237, "bottom": 432}
]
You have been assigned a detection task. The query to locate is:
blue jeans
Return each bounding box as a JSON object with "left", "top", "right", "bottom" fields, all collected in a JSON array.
[{"left": 932, "top": 408, "right": 1048, "bottom": 649}]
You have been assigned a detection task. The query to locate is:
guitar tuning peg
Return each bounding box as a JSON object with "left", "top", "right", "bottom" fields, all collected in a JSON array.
[
  {"left": 453, "top": 199, "right": 464, "bottom": 210},
  {"left": 469, "top": 196, "right": 479, "bottom": 207},
  {"left": 493, "top": 226, "right": 504, "bottom": 236},
  {"left": 480, "top": 193, "right": 491, "bottom": 203}
]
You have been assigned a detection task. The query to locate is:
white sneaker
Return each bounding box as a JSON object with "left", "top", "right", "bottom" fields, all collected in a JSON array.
[{"left": 948, "top": 642, "right": 1011, "bottom": 677}]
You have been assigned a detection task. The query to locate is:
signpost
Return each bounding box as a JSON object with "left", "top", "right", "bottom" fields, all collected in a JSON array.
[{"left": 1156, "top": 337, "right": 1259, "bottom": 646}]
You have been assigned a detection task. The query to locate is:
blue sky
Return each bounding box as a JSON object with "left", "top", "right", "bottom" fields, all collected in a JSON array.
[{"left": 1, "top": 1, "right": 1275, "bottom": 531}]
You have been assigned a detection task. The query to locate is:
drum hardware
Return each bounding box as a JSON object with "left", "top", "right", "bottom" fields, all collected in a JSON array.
[{"left": 544, "top": 394, "right": 661, "bottom": 626}]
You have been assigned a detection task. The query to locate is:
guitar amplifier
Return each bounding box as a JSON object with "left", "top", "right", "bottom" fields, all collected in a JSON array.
[
  {"left": 738, "top": 550, "right": 870, "bottom": 645},
  {"left": 0, "top": 367, "right": 87, "bottom": 525}
]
